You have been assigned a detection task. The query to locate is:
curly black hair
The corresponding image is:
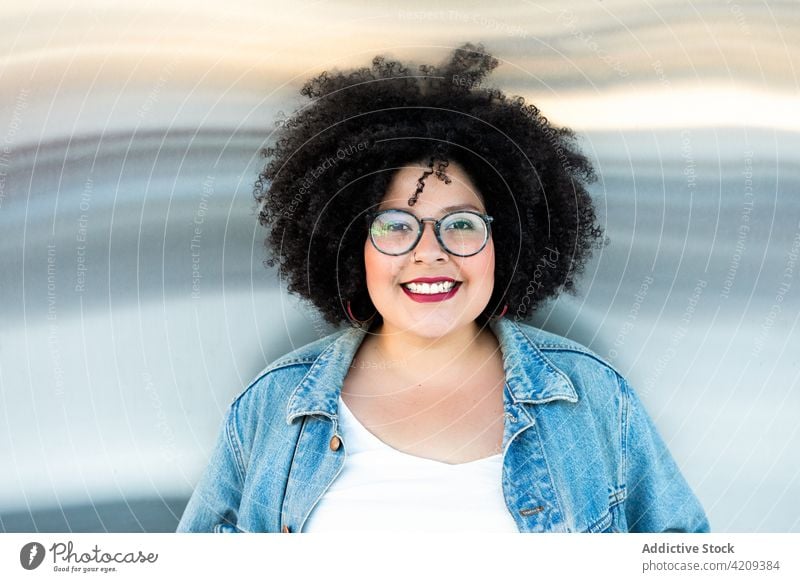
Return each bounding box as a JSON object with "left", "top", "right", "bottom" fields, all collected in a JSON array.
[{"left": 254, "top": 42, "right": 606, "bottom": 327}]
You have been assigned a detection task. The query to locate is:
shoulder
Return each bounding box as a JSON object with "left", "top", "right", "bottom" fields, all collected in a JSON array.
[
  {"left": 510, "top": 320, "right": 624, "bottom": 378},
  {"left": 256, "top": 329, "right": 351, "bottom": 378},
  {"left": 226, "top": 328, "right": 351, "bottom": 417},
  {"left": 502, "top": 319, "right": 628, "bottom": 406}
]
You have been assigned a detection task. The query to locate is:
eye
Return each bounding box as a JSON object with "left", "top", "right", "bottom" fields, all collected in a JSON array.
[
  {"left": 386, "top": 221, "right": 412, "bottom": 232},
  {"left": 370, "top": 213, "right": 416, "bottom": 237},
  {"left": 444, "top": 218, "right": 478, "bottom": 231},
  {"left": 448, "top": 220, "right": 474, "bottom": 230}
]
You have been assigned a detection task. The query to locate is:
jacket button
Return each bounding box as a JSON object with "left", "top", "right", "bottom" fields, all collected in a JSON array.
[
  {"left": 329, "top": 435, "right": 341, "bottom": 451},
  {"left": 282, "top": 524, "right": 291, "bottom": 533}
]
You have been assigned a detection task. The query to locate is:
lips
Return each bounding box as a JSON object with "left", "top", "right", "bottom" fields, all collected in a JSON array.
[{"left": 400, "top": 277, "right": 462, "bottom": 302}]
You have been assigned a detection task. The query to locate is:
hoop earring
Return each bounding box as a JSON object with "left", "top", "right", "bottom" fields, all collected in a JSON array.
[
  {"left": 490, "top": 304, "right": 508, "bottom": 321},
  {"left": 346, "top": 300, "right": 377, "bottom": 328}
]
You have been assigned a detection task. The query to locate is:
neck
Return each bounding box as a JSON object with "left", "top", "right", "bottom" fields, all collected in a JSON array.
[{"left": 363, "top": 320, "right": 500, "bottom": 382}]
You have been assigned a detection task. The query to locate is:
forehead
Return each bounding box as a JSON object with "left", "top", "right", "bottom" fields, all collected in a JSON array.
[{"left": 377, "top": 163, "right": 485, "bottom": 214}]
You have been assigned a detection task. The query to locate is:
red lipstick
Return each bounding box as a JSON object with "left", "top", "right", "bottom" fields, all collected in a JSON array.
[
  {"left": 401, "top": 276, "right": 457, "bottom": 284},
  {"left": 400, "top": 278, "right": 462, "bottom": 303}
]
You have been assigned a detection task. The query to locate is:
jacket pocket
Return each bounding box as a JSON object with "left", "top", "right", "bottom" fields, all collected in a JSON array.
[
  {"left": 583, "top": 509, "right": 614, "bottom": 533},
  {"left": 213, "top": 522, "right": 241, "bottom": 533}
]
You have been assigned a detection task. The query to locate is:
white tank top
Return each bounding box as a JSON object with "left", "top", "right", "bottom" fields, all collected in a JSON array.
[{"left": 302, "top": 395, "right": 520, "bottom": 532}]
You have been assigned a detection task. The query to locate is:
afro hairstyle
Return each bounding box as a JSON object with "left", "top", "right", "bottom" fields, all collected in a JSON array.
[{"left": 254, "top": 42, "right": 606, "bottom": 326}]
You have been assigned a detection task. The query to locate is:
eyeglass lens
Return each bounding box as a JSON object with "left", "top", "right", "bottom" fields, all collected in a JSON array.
[{"left": 369, "top": 210, "right": 488, "bottom": 256}]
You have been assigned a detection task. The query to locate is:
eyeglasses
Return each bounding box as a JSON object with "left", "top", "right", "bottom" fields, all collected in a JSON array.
[{"left": 367, "top": 208, "right": 493, "bottom": 257}]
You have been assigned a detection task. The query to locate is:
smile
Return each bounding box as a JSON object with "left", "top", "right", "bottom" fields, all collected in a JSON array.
[
  {"left": 400, "top": 280, "right": 462, "bottom": 302},
  {"left": 402, "top": 280, "right": 456, "bottom": 294}
]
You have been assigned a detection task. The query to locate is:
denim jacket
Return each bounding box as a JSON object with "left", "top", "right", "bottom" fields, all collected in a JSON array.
[{"left": 177, "top": 318, "right": 709, "bottom": 533}]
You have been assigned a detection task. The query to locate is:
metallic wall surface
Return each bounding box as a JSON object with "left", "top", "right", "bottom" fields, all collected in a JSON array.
[{"left": 1, "top": 1, "right": 798, "bottom": 532}]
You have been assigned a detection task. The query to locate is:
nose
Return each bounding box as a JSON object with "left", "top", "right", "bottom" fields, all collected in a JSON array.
[{"left": 413, "top": 220, "right": 448, "bottom": 263}]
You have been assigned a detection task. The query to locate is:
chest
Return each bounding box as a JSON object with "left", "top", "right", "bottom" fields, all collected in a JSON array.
[
  {"left": 238, "top": 379, "right": 621, "bottom": 533},
  {"left": 340, "top": 366, "right": 506, "bottom": 465}
]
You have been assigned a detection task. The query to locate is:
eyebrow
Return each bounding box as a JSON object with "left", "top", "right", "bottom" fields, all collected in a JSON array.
[{"left": 441, "top": 204, "right": 481, "bottom": 212}]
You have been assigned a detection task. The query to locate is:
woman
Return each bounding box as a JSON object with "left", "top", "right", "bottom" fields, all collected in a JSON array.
[{"left": 177, "top": 43, "right": 709, "bottom": 533}]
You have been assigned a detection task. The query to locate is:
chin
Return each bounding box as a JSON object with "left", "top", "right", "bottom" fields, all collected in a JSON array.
[{"left": 398, "top": 312, "right": 477, "bottom": 339}]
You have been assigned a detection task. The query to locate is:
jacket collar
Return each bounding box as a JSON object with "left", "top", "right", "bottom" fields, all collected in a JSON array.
[{"left": 285, "top": 318, "right": 577, "bottom": 424}]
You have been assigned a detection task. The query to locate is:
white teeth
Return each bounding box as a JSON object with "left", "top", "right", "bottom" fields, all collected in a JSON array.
[{"left": 403, "top": 281, "right": 457, "bottom": 294}]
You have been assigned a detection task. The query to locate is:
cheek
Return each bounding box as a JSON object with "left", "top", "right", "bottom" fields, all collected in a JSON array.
[
  {"left": 363, "top": 243, "right": 378, "bottom": 291},
  {"left": 363, "top": 242, "right": 398, "bottom": 294},
  {"left": 472, "top": 240, "right": 495, "bottom": 286}
]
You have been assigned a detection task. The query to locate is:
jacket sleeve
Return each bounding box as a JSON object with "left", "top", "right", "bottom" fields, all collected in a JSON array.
[
  {"left": 176, "top": 400, "right": 245, "bottom": 532},
  {"left": 620, "top": 376, "right": 710, "bottom": 532}
]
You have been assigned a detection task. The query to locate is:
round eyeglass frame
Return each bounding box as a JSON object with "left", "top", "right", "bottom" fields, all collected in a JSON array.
[{"left": 366, "top": 208, "right": 494, "bottom": 257}]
